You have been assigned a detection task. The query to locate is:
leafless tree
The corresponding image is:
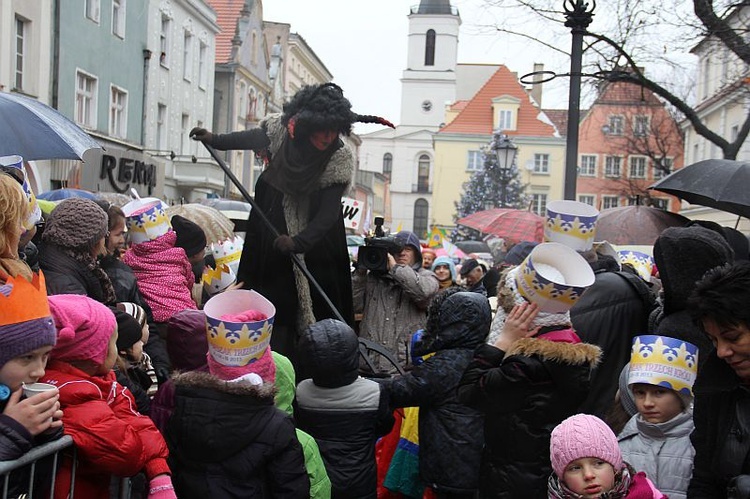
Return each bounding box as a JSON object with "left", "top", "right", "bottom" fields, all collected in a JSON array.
[{"left": 478, "top": 0, "right": 750, "bottom": 159}]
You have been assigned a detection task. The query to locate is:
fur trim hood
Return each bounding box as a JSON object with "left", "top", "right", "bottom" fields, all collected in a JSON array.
[
  {"left": 505, "top": 336, "right": 601, "bottom": 368},
  {"left": 171, "top": 370, "right": 276, "bottom": 400}
]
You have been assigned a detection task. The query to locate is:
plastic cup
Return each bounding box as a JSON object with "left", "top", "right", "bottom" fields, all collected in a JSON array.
[{"left": 21, "top": 382, "right": 57, "bottom": 398}]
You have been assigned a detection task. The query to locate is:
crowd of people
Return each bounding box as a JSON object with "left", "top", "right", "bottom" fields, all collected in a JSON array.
[{"left": 2, "top": 83, "right": 750, "bottom": 499}]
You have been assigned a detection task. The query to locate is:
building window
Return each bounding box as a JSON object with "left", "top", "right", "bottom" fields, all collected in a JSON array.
[
  {"left": 604, "top": 156, "right": 621, "bottom": 177},
  {"left": 181, "top": 114, "right": 190, "bottom": 155},
  {"left": 160, "top": 14, "right": 171, "bottom": 67},
  {"left": 578, "top": 195, "right": 595, "bottom": 206},
  {"left": 14, "top": 17, "right": 26, "bottom": 91},
  {"left": 602, "top": 196, "right": 619, "bottom": 209},
  {"left": 109, "top": 85, "right": 127, "bottom": 138},
  {"left": 607, "top": 115, "right": 624, "bottom": 135},
  {"left": 530, "top": 194, "right": 548, "bottom": 216},
  {"left": 653, "top": 157, "right": 673, "bottom": 180},
  {"left": 498, "top": 110, "right": 512, "bottom": 131},
  {"left": 424, "top": 29, "right": 435, "bottom": 66},
  {"left": 416, "top": 154, "right": 430, "bottom": 193},
  {"left": 731, "top": 124, "right": 739, "bottom": 142},
  {"left": 467, "top": 150, "right": 483, "bottom": 172},
  {"left": 383, "top": 153, "right": 393, "bottom": 176},
  {"left": 629, "top": 156, "right": 647, "bottom": 178},
  {"left": 413, "top": 199, "right": 429, "bottom": 239},
  {"left": 112, "top": 0, "right": 126, "bottom": 38},
  {"left": 183, "top": 30, "right": 193, "bottom": 81},
  {"left": 198, "top": 41, "right": 208, "bottom": 89},
  {"left": 580, "top": 155, "right": 596, "bottom": 176},
  {"left": 634, "top": 115, "right": 649, "bottom": 137},
  {"left": 156, "top": 104, "right": 167, "bottom": 151},
  {"left": 533, "top": 153, "right": 550, "bottom": 174},
  {"left": 75, "top": 71, "right": 98, "bottom": 128},
  {"left": 702, "top": 57, "right": 710, "bottom": 99},
  {"left": 85, "top": 0, "right": 100, "bottom": 22},
  {"left": 693, "top": 143, "right": 700, "bottom": 163},
  {"left": 651, "top": 198, "right": 669, "bottom": 210}
]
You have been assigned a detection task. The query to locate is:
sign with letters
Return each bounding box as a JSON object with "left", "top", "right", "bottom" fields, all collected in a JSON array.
[
  {"left": 341, "top": 196, "right": 363, "bottom": 230},
  {"left": 80, "top": 146, "right": 165, "bottom": 199}
]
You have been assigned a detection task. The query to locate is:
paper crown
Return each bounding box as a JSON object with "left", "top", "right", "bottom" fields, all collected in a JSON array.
[
  {"left": 629, "top": 335, "right": 698, "bottom": 398},
  {"left": 618, "top": 250, "right": 654, "bottom": 281},
  {"left": 0, "top": 273, "right": 51, "bottom": 327},
  {"left": 0, "top": 155, "right": 42, "bottom": 231},
  {"left": 203, "top": 289, "right": 276, "bottom": 367},
  {"left": 515, "top": 242, "right": 595, "bottom": 313},
  {"left": 211, "top": 235, "right": 244, "bottom": 275},
  {"left": 122, "top": 199, "right": 171, "bottom": 244},
  {"left": 545, "top": 200, "right": 599, "bottom": 252},
  {"left": 202, "top": 263, "right": 237, "bottom": 296}
]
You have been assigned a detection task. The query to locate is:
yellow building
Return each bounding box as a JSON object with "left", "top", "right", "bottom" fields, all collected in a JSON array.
[{"left": 431, "top": 65, "right": 566, "bottom": 229}]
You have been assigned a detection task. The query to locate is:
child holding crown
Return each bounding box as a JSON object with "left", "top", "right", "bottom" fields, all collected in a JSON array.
[{"left": 0, "top": 273, "right": 63, "bottom": 499}]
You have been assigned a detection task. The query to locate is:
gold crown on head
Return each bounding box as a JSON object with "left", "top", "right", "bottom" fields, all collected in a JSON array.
[
  {"left": 629, "top": 335, "right": 699, "bottom": 396},
  {"left": 0, "top": 273, "right": 51, "bottom": 327}
]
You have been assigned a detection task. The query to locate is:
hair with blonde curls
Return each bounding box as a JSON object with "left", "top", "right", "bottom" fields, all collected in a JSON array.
[{"left": 0, "top": 174, "right": 30, "bottom": 257}]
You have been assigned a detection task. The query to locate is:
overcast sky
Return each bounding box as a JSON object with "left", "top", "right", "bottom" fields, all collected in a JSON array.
[{"left": 262, "top": 0, "right": 573, "bottom": 134}]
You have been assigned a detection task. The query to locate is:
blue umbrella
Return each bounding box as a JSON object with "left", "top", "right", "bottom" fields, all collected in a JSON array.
[
  {"left": 37, "top": 188, "right": 98, "bottom": 202},
  {"left": 0, "top": 91, "right": 103, "bottom": 161}
]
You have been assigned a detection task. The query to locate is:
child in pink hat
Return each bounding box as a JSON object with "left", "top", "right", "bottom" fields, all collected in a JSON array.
[
  {"left": 548, "top": 414, "right": 665, "bottom": 499},
  {"left": 42, "top": 294, "right": 176, "bottom": 499}
]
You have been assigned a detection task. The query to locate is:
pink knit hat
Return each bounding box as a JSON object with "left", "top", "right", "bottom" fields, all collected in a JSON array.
[
  {"left": 550, "top": 414, "right": 623, "bottom": 479},
  {"left": 48, "top": 294, "right": 117, "bottom": 365}
]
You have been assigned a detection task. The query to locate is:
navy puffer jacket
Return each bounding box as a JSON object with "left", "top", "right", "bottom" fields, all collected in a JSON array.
[{"left": 386, "top": 291, "right": 490, "bottom": 494}]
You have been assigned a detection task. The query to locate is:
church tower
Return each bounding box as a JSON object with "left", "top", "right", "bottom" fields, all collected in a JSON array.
[{"left": 400, "top": 0, "right": 461, "bottom": 128}]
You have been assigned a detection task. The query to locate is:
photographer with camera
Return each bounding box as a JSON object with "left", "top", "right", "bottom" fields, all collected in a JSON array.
[{"left": 353, "top": 228, "right": 439, "bottom": 371}]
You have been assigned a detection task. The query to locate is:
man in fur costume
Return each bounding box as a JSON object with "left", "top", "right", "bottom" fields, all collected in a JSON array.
[{"left": 190, "top": 83, "right": 394, "bottom": 370}]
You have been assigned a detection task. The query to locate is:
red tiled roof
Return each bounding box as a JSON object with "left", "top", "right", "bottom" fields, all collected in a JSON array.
[
  {"left": 450, "top": 100, "right": 469, "bottom": 112},
  {"left": 542, "top": 109, "right": 569, "bottom": 137},
  {"left": 438, "top": 65, "right": 557, "bottom": 137},
  {"left": 207, "top": 0, "right": 243, "bottom": 64}
]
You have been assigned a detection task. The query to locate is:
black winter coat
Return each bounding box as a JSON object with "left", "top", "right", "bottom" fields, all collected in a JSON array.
[
  {"left": 458, "top": 330, "right": 601, "bottom": 499},
  {"left": 688, "top": 352, "right": 750, "bottom": 497},
  {"left": 165, "top": 371, "right": 309, "bottom": 498},
  {"left": 295, "top": 320, "right": 394, "bottom": 499},
  {"left": 38, "top": 243, "right": 110, "bottom": 303},
  {"left": 386, "top": 292, "right": 490, "bottom": 493},
  {"left": 570, "top": 270, "right": 654, "bottom": 418}
]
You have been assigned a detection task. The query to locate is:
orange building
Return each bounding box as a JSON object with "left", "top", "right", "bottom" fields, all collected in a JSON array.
[{"left": 575, "top": 80, "right": 684, "bottom": 212}]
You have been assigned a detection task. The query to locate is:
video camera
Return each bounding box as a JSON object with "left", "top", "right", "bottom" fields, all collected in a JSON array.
[{"left": 358, "top": 217, "right": 403, "bottom": 273}]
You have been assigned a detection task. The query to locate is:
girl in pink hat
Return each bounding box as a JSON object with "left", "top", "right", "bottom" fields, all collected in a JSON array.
[
  {"left": 42, "top": 294, "right": 176, "bottom": 499},
  {"left": 548, "top": 414, "right": 665, "bottom": 499}
]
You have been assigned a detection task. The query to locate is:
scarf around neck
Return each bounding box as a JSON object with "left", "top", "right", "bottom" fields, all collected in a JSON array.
[{"left": 262, "top": 134, "right": 341, "bottom": 196}]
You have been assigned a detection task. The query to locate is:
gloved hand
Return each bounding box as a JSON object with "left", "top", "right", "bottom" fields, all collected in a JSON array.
[
  {"left": 147, "top": 475, "right": 176, "bottom": 499},
  {"left": 155, "top": 367, "right": 171, "bottom": 386},
  {"left": 273, "top": 235, "right": 296, "bottom": 255},
  {"left": 189, "top": 127, "right": 212, "bottom": 143}
]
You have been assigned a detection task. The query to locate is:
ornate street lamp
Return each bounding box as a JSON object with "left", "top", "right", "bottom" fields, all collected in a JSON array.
[
  {"left": 563, "top": 0, "right": 595, "bottom": 200},
  {"left": 490, "top": 130, "right": 518, "bottom": 207}
]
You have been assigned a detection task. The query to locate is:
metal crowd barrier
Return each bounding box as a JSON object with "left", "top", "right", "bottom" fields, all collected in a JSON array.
[
  {"left": 0, "top": 435, "right": 75, "bottom": 499},
  {"left": 0, "top": 437, "right": 137, "bottom": 499}
]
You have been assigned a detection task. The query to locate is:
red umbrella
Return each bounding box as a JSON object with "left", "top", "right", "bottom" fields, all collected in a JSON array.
[
  {"left": 595, "top": 205, "right": 689, "bottom": 245},
  {"left": 457, "top": 208, "right": 544, "bottom": 243}
]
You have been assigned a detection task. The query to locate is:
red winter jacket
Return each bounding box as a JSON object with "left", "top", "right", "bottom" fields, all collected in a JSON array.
[{"left": 41, "top": 361, "right": 170, "bottom": 499}]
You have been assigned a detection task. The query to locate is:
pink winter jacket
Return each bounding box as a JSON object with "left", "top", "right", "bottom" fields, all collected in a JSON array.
[{"left": 122, "top": 230, "right": 196, "bottom": 322}]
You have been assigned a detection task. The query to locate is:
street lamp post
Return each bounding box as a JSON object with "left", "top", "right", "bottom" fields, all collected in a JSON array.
[
  {"left": 490, "top": 130, "right": 518, "bottom": 208},
  {"left": 563, "top": 0, "right": 595, "bottom": 201}
]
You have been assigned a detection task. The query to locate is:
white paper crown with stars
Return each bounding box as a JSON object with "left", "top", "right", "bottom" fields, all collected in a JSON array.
[{"left": 211, "top": 235, "right": 244, "bottom": 276}]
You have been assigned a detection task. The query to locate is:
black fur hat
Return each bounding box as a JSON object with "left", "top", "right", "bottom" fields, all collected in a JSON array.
[{"left": 281, "top": 83, "right": 394, "bottom": 140}]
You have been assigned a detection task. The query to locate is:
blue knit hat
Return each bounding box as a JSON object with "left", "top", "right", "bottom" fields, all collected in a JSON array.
[{"left": 432, "top": 255, "right": 457, "bottom": 282}]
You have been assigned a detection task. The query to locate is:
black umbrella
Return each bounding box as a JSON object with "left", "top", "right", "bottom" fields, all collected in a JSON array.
[{"left": 649, "top": 159, "right": 750, "bottom": 218}]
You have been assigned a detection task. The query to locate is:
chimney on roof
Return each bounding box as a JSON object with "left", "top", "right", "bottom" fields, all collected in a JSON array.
[{"left": 530, "top": 63, "right": 544, "bottom": 107}]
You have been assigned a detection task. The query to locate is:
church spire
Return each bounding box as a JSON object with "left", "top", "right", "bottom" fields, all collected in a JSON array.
[{"left": 415, "top": 0, "right": 457, "bottom": 15}]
